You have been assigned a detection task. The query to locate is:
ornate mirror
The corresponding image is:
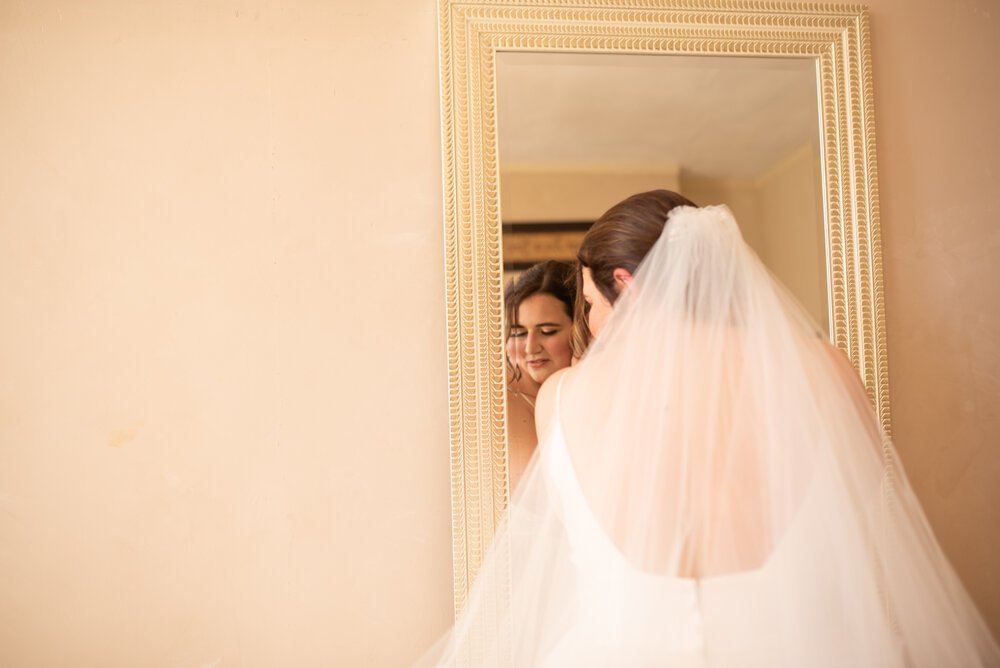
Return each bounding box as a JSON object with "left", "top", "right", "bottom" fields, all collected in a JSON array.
[{"left": 438, "top": 0, "right": 887, "bottom": 612}]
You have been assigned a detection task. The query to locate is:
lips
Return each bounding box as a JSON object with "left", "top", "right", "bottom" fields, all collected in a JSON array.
[{"left": 527, "top": 359, "right": 549, "bottom": 369}]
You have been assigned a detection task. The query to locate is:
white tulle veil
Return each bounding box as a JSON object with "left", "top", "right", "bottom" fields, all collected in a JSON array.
[{"left": 419, "top": 205, "right": 999, "bottom": 667}]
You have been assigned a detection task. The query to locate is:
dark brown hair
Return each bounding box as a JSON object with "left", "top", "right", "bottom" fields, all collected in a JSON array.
[
  {"left": 504, "top": 260, "right": 576, "bottom": 381},
  {"left": 573, "top": 189, "right": 696, "bottom": 353}
]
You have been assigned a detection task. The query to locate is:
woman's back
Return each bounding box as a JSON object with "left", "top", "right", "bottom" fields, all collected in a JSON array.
[
  {"left": 421, "top": 206, "right": 1000, "bottom": 668},
  {"left": 540, "top": 371, "right": 905, "bottom": 666}
]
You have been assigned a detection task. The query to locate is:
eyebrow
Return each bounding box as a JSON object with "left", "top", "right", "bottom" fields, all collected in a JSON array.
[{"left": 510, "top": 322, "right": 565, "bottom": 329}]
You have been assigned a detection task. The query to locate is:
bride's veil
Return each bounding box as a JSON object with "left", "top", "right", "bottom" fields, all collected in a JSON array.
[{"left": 421, "top": 205, "right": 999, "bottom": 667}]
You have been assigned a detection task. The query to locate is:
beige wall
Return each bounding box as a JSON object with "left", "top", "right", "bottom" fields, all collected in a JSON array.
[
  {"left": 1, "top": 1, "right": 998, "bottom": 666},
  {"left": 0, "top": 1, "right": 452, "bottom": 666},
  {"left": 868, "top": 0, "right": 1000, "bottom": 638},
  {"left": 755, "top": 143, "right": 828, "bottom": 332},
  {"left": 500, "top": 164, "right": 681, "bottom": 221},
  {"left": 681, "top": 144, "right": 828, "bottom": 332}
]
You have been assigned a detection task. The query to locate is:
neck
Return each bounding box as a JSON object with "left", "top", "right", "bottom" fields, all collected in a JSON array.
[{"left": 510, "top": 374, "right": 540, "bottom": 396}]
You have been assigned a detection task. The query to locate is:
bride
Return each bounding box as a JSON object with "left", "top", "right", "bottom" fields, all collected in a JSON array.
[{"left": 421, "top": 191, "right": 1000, "bottom": 667}]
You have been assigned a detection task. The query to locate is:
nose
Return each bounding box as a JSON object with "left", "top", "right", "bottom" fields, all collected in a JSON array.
[{"left": 525, "top": 330, "right": 543, "bottom": 354}]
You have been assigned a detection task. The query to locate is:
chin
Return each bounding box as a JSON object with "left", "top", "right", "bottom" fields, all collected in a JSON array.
[{"left": 528, "top": 370, "right": 549, "bottom": 385}]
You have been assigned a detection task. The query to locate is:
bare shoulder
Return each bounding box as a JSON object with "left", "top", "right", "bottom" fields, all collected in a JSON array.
[
  {"left": 819, "top": 339, "right": 883, "bottom": 445},
  {"left": 535, "top": 367, "right": 572, "bottom": 442},
  {"left": 821, "top": 340, "right": 862, "bottom": 387}
]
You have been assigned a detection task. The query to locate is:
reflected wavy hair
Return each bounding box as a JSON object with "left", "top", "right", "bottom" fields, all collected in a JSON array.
[{"left": 504, "top": 260, "right": 576, "bottom": 383}]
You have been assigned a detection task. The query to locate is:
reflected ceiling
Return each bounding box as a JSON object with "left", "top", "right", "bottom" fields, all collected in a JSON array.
[{"left": 497, "top": 52, "right": 819, "bottom": 179}]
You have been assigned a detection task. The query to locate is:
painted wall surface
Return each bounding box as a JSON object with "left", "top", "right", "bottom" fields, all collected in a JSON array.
[
  {"left": 0, "top": 1, "right": 997, "bottom": 666},
  {"left": 0, "top": 1, "right": 452, "bottom": 666},
  {"left": 500, "top": 165, "right": 681, "bottom": 221},
  {"left": 755, "top": 143, "right": 828, "bottom": 332},
  {"left": 681, "top": 145, "right": 828, "bottom": 333},
  {"left": 867, "top": 0, "right": 1000, "bottom": 639}
]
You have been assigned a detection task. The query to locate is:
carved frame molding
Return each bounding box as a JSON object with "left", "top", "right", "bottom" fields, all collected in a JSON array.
[{"left": 438, "top": 0, "right": 887, "bottom": 615}]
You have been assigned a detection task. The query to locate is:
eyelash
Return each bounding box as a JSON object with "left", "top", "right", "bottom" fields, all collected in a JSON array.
[{"left": 510, "top": 329, "right": 560, "bottom": 338}]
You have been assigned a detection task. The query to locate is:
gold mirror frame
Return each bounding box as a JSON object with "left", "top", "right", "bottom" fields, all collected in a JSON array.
[{"left": 438, "top": 0, "right": 887, "bottom": 612}]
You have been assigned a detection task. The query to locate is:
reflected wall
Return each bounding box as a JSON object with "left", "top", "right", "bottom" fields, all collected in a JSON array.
[{"left": 498, "top": 53, "right": 828, "bottom": 333}]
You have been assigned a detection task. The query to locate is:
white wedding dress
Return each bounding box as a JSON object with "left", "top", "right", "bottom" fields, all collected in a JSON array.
[
  {"left": 540, "top": 375, "right": 902, "bottom": 667},
  {"left": 421, "top": 206, "right": 999, "bottom": 668}
]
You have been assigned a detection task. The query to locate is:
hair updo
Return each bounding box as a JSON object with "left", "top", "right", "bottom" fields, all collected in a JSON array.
[{"left": 574, "top": 189, "right": 696, "bottom": 353}]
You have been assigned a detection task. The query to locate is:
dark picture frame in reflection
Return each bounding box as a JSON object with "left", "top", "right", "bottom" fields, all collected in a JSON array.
[{"left": 502, "top": 221, "right": 591, "bottom": 283}]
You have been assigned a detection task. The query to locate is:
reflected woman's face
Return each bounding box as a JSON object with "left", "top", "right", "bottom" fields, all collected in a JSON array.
[
  {"left": 506, "top": 331, "right": 532, "bottom": 386},
  {"left": 510, "top": 293, "right": 573, "bottom": 385},
  {"left": 582, "top": 267, "right": 614, "bottom": 337}
]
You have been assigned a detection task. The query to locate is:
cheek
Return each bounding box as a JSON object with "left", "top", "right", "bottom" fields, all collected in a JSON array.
[
  {"left": 589, "top": 301, "right": 610, "bottom": 335},
  {"left": 552, "top": 331, "right": 574, "bottom": 364},
  {"left": 509, "top": 337, "right": 525, "bottom": 359}
]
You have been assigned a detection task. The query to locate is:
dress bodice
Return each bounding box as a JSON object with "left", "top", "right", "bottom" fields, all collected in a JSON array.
[
  {"left": 537, "top": 376, "right": 904, "bottom": 667},
  {"left": 542, "top": 417, "right": 779, "bottom": 665}
]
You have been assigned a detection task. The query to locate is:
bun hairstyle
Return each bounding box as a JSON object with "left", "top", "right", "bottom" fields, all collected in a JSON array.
[
  {"left": 504, "top": 260, "right": 576, "bottom": 382},
  {"left": 574, "top": 189, "right": 697, "bottom": 355}
]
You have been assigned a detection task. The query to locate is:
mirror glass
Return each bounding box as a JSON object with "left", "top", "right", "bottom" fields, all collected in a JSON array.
[{"left": 497, "top": 52, "right": 829, "bottom": 334}]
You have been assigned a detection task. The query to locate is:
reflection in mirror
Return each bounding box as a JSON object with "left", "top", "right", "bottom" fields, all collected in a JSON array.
[
  {"left": 503, "top": 260, "right": 576, "bottom": 489},
  {"left": 439, "top": 2, "right": 890, "bottom": 616},
  {"left": 498, "top": 52, "right": 828, "bottom": 338}
]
